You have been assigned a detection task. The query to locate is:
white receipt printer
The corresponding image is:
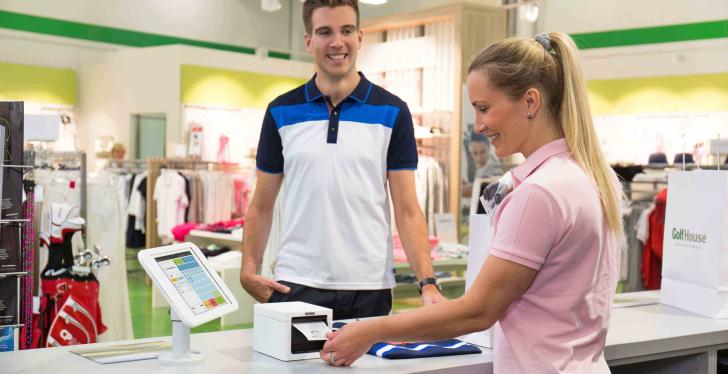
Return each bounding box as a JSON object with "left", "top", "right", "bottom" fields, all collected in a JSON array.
[{"left": 253, "top": 301, "right": 332, "bottom": 361}]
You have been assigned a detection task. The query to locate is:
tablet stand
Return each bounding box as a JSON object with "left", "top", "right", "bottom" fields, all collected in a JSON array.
[{"left": 158, "top": 310, "right": 204, "bottom": 365}]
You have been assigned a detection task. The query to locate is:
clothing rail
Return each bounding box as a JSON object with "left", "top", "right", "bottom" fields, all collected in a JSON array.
[{"left": 145, "top": 158, "right": 245, "bottom": 249}]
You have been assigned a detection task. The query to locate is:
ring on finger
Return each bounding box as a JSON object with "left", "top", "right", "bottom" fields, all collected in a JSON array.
[{"left": 329, "top": 351, "right": 336, "bottom": 365}]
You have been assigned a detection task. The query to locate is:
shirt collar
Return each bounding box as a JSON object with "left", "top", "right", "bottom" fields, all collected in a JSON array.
[
  {"left": 511, "top": 138, "right": 571, "bottom": 187},
  {"left": 304, "top": 72, "right": 372, "bottom": 104}
]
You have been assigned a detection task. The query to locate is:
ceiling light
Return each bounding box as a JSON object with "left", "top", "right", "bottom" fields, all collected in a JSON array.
[
  {"left": 262, "top": 0, "right": 282, "bottom": 12},
  {"left": 521, "top": 4, "right": 539, "bottom": 23}
]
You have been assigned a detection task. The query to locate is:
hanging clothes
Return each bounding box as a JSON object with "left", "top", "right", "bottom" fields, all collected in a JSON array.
[
  {"left": 622, "top": 202, "right": 653, "bottom": 292},
  {"left": 88, "top": 173, "right": 133, "bottom": 342},
  {"left": 154, "top": 169, "right": 189, "bottom": 243},
  {"left": 34, "top": 170, "right": 84, "bottom": 292},
  {"left": 414, "top": 156, "right": 445, "bottom": 234},
  {"left": 126, "top": 172, "right": 147, "bottom": 249},
  {"left": 200, "top": 171, "right": 233, "bottom": 224},
  {"left": 642, "top": 188, "right": 668, "bottom": 290},
  {"left": 232, "top": 176, "right": 250, "bottom": 219},
  {"left": 186, "top": 173, "right": 205, "bottom": 224}
]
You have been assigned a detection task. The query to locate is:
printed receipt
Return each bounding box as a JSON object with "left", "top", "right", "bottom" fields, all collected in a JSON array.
[{"left": 292, "top": 321, "right": 329, "bottom": 341}]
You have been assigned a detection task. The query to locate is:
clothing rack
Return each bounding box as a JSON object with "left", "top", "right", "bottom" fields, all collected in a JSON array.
[
  {"left": 31, "top": 150, "right": 87, "bottom": 223},
  {"left": 105, "top": 159, "right": 148, "bottom": 174},
  {"left": 145, "top": 158, "right": 228, "bottom": 249}
]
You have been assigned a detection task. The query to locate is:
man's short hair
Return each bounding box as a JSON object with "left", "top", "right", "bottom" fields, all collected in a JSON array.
[{"left": 303, "top": 0, "right": 360, "bottom": 35}]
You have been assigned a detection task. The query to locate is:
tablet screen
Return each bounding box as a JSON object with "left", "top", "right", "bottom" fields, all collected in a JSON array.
[{"left": 155, "top": 250, "right": 228, "bottom": 315}]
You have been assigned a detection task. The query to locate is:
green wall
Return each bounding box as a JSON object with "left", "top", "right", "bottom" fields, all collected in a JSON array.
[
  {"left": 588, "top": 73, "right": 728, "bottom": 115},
  {"left": 0, "top": 61, "right": 76, "bottom": 105},
  {"left": 181, "top": 65, "right": 308, "bottom": 109}
]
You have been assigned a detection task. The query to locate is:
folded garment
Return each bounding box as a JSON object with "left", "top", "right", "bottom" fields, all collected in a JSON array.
[
  {"left": 201, "top": 218, "right": 244, "bottom": 232},
  {"left": 368, "top": 339, "right": 481, "bottom": 359},
  {"left": 200, "top": 245, "right": 231, "bottom": 258},
  {"left": 331, "top": 322, "right": 481, "bottom": 359},
  {"left": 171, "top": 222, "right": 201, "bottom": 242}
]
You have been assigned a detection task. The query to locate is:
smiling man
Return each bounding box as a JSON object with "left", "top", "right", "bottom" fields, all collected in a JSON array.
[{"left": 239, "top": 0, "right": 446, "bottom": 320}]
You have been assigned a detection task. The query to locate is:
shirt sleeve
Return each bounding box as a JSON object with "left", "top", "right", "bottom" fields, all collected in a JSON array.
[
  {"left": 256, "top": 105, "right": 284, "bottom": 174},
  {"left": 153, "top": 176, "right": 161, "bottom": 202},
  {"left": 386, "top": 103, "right": 418, "bottom": 170},
  {"left": 489, "top": 183, "right": 564, "bottom": 270}
]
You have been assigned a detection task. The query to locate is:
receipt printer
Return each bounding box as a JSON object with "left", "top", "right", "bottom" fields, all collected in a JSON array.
[{"left": 253, "top": 301, "right": 333, "bottom": 361}]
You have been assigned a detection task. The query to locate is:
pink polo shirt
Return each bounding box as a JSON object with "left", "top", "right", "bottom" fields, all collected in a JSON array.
[{"left": 489, "top": 138, "right": 620, "bottom": 373}]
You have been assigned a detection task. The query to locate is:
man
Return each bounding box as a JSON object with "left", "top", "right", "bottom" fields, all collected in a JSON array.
[{"left": 240, "top": 0, "right": 445, "bottom": 320}]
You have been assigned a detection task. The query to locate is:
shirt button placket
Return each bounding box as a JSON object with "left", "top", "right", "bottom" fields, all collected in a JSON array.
[{"left": 327, "top": 106, "right": 340, "bottom": 144}]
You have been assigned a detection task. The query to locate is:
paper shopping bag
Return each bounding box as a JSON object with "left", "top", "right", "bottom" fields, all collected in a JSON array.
[
  {"left": 460, "top": 213, "right": 495, "bottom": 348},
  {"left": 660, "top": 170, "right": 728, "bottom": 318}
]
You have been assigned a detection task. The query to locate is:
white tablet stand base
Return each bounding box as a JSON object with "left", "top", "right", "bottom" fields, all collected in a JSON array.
[{"left": 159, "top": 310, "right": 204, "bottom": 365}]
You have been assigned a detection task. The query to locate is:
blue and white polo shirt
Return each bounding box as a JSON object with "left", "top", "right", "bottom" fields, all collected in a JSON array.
[{"left": 256, "top": 72, "right": 417, "bottom": 290}]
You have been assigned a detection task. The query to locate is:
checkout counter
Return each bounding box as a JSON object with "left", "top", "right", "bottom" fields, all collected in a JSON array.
[{"left": 6, "top": 290, "right": 728, "bottom": 374}]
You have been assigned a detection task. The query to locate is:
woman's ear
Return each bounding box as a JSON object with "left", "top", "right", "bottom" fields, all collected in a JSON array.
[{"left": 524, "top": 88, "right": 541, "bottom": 120}]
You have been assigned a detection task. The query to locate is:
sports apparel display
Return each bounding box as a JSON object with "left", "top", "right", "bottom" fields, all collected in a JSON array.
[{"left": 32, "top": 204, "right": 107, "bottom": 348}]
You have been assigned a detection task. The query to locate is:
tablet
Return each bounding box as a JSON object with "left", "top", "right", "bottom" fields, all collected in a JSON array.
[{"left": 138, "top": 242, "right": 238, "bottom": 328}]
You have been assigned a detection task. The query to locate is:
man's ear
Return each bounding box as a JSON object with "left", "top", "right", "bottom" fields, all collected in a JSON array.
[{"left": 304, "top": 33, "right": 313, "bottom": 53}]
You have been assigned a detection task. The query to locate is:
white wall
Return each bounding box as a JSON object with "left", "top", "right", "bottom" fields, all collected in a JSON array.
[
  {"left": 0, "top": 28, "right": 117, "bottom": 70},
  {"left": 538, "top": 0, "right": 728, "bottom": 80},
  {"left": 542, "top": 0, "right": 728, "bottom": 34},
  {"left": 76, "top": 44, "right": 313, "bottom": 169},
  {"left": 359, "top": 0, "right": 498, "bottom": 19},
  {"left": 0, "top": 0, "right": 294, "bottom": 51}
]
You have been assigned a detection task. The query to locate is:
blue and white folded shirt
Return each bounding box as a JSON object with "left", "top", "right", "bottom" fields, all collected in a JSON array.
[{"left": 367, "top": 339, "right": 482, "bottom": 359}]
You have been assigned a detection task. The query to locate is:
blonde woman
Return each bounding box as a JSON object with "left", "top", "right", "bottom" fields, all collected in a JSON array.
[{"left": 320, "top": 32, "right": 625, "bottom": 373}]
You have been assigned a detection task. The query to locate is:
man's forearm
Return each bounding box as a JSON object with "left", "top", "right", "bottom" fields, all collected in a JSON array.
[
  {"left": 242, "top": 207, "right": 274, "bottom": 275},
  {"left": 396, "top": 210, "right": 435, "bottom": 281}
]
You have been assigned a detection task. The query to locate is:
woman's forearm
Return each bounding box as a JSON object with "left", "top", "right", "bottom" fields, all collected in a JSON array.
[{"left": 363, "top": 294, "right": 495, "bottom": 343}]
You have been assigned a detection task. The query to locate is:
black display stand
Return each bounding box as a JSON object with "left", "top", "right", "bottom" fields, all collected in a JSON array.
[{"left": 0, "top": 102, "right": 31, "bottom": 349}]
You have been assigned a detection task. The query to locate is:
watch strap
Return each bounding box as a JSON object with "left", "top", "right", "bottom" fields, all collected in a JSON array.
[{"left": 417, "top": 277, "right": 440, "bottom": 294}]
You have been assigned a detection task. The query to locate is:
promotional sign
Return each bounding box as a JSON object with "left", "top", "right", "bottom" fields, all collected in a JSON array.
[
  {"left": 0, "top": 102, "right": 24, "bottom": 220},
  {"left": 0, "top": 275, "right": 19, "bottom": 325},
  {"left": 661, "top": 170, "right": 728, "bottom": 318}
]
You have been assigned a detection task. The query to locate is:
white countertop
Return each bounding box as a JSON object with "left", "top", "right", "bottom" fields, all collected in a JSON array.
[
  {"left": 6, "top": 291, "right": 728, "bottom": 373},
  {"left": 5, "top": 329, "right": 493, "bottom": 374}
]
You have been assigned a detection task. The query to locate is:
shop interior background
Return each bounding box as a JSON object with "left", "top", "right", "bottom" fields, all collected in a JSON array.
[{"left": 1, "top": 0, "right": 728, "bottom": 348}]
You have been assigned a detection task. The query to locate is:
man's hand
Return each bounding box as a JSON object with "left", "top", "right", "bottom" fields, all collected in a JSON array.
[
  {"left": 420, "top": 284, "right": 447, "bottom": 305},
  {"left": 240, "top": 272, "right": 290, "bottom": 303}
]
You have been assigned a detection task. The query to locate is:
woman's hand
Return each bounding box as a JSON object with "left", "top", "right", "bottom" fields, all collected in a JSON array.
[{"left": 320, "top": 321, "right": 376, "bottom": 367}]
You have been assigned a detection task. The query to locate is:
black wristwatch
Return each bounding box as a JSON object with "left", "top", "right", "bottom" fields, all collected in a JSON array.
[{"left": 417, "top": 277, "right": 441, "bottom": 294}]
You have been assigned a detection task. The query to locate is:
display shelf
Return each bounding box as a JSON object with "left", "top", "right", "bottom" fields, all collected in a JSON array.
[
  {"left": 0, "top": 324, "right": 25, "bottom": 329},
  {"left": 0, "top": 272, "right": 28, "bottom": 277},
  {"left": 0, "top": 219, "right": 30, "bottom": 224}
]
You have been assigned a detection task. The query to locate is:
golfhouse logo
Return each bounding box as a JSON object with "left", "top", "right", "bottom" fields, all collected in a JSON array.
[{"left": 671, "top": 227, "right": 707, "bottom": 247}]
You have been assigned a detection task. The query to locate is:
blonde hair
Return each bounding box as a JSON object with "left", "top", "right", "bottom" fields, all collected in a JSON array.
[{"left": 468, "top": 32, "right": 625, "bottom": 242}]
